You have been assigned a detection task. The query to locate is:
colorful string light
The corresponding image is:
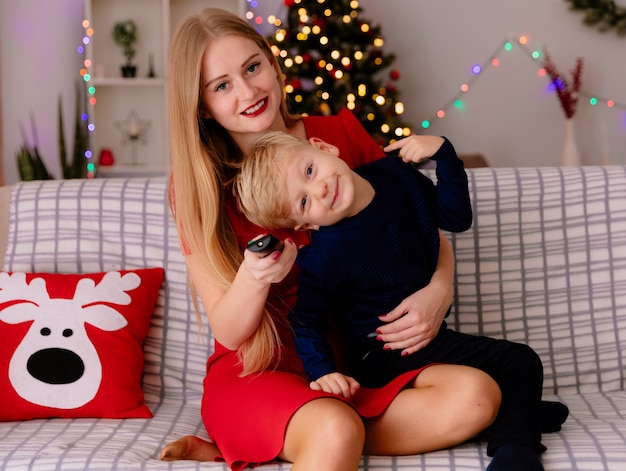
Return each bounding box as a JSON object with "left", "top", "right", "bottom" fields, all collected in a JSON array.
[
  {"left": 246, "top": 3, "right": 623, "bottom": 134},
  {"left": 245, "top": 0, "right": 270, "bottom": 31},
  {"left": 419, "top": 35, "right": 625, "bottom": 130},
  {"left": 79, "top": 19, "right": 96, "bottom": 178}
]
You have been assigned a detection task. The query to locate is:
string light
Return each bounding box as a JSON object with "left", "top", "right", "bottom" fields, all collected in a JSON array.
[
  {"left": 79, "top": 19, "right": 96, "bottom": 178},
  {"left": 245, "top": 0, "right": 265, "bottom": 29},
  {"left": 248, "top": 3, "right": 623, "bottom": 142},
  {"left": 419, "top": 35, "right": 626, "bottom": 129}
]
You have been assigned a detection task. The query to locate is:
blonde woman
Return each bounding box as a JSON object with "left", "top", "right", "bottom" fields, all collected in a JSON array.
[{"left": 161, "top": 8, "right": 502, "bottom": 471}]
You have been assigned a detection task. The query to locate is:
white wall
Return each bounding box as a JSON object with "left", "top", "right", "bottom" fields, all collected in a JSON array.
[
  {"left": 0, "top": 0, "right": 84, "bottom": 184},
  {"left": 254, "top": 0, "right": 626, "bottom": 167},
  {"left": 2, "top": 0, "right": 625, "bottom": 184}
]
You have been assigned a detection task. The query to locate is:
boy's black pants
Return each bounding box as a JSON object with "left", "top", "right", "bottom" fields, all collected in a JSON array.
[{"left": 348, "top": 322, "right": 545, "bottom": 456}]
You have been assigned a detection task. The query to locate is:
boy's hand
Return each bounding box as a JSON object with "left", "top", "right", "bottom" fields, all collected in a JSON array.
[
  {"left": 384, "top": 135, "right": 444, "bottom": 164},
  {"left": 310, "top": 372, "right": 360, "bottom": 399}
]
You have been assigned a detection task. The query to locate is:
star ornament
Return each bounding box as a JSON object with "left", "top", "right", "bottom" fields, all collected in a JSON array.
[{"left": 115, "top": 110, "right": 151, "bottom": 145}]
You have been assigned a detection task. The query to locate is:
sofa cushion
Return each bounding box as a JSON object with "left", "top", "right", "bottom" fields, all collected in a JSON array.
[{"left": 0, "top": 268, "right": 164, "bottom": 421}]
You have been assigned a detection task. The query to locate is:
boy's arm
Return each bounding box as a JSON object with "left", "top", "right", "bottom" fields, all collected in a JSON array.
[
  {"left": 429, "top": 137, "right": 473, "bottom": 232},
  {"left": 291, "top": 249, "right": 343, "bottom": 382},
  {"left": 290, "top": 309, "right": 337, "bottom": 381},
  {"left": 386, "top": 135, "right": 472, "bottom": 232}
]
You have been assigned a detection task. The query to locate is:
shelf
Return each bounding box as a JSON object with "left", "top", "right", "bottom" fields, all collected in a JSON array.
[
  {"left": 91, "top": 77, "right": 166, "bottom": 87},
  {"left": 97, "top": 164, "right": 171, "bottom": 178},
  {"left": 84, "top": 0, "right": 245, "bottom": 173}
]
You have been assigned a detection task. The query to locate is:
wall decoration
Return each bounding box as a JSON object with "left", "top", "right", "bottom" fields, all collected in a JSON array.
[
  {"left": 564, "top": 0, "right": 626, "bottom": 36},
  {"left": 251, "top": 4, "right": 624, "bottom": 147},
  {"left": 115, "top": 110, "right": 151, "bottom": 165},
  {"left": 417, "top": 35, "right": 625, "bottom": 133}
]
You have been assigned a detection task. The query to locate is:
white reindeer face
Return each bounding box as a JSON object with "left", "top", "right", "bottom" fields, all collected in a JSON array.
[{"left": 0, "top": 272, "right": 140, "bottom": 409}]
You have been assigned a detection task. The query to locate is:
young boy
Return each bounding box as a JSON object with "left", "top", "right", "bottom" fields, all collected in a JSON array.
[
  {"left": 235, "top": 131, "right": 567, "bottom": 471},
  {"left": 237, "top": 131, "right": 472, "bottom": 386}
]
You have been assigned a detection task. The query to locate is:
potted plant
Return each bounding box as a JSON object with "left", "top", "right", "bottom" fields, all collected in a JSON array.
[{"left": 112, "top": 19, "right": 137, "bottom": 77}]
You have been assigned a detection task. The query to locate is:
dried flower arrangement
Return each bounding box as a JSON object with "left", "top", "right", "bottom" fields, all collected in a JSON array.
[{"left": 542, "top": 49, "right": 584, "bottom": 119}]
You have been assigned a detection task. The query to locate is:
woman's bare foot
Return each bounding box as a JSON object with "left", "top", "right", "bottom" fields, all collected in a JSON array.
[{"left": 159, "top": 435, "right": 220, "bottom": 462}]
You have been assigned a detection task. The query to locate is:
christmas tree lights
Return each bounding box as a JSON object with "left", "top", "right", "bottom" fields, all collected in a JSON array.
[{"left": 265, "top": 0, "right": 413, "bottom": 145}]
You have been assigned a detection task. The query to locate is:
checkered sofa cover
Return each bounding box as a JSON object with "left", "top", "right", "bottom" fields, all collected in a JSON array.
[{"left": 1, "top": 165, "right": 625, "bottom": 471}]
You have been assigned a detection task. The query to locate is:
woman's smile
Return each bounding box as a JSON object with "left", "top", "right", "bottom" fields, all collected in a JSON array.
[{"left": 242, "top": 98, "right": 268, "bottom": 117}]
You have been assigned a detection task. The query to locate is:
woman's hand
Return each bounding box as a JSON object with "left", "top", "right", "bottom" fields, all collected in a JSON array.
[
  {"left": 310, "top": 372, "right": 360, "bottom": 399},
  {"left": 376, "top": 283, "right": 451, "bottom": 355},
  {"left": 244, "top": 235, "right": 297, "bottom": 284},
  {"left": 189, "top": 236, "right": 298, "bottom": 351},
  {"left": 376, "top": 231, "right": 454, "bottom": 355}
]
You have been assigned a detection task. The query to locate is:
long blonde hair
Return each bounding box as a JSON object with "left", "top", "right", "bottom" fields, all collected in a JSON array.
[{"left": 168, "top": 8, "right": 300, "bottom": 375}]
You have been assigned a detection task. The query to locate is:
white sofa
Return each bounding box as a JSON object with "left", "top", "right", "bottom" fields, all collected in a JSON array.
[{"left": 1, "top": 165, "right": 625, "bottom": 471}]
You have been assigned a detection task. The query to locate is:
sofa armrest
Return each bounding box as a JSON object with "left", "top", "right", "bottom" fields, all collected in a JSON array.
[{"left": 0, "top": 185, "right": 10, "bottom": 268}]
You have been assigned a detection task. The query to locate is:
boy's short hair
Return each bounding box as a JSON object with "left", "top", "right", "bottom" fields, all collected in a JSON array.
[{"left": 235, "top": 131, "right": 307, "bottom": 229}]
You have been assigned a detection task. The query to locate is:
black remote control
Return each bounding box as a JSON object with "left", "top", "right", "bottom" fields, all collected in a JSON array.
[{"left": 247, "top": 234, "right": 284, "bottom": 256}]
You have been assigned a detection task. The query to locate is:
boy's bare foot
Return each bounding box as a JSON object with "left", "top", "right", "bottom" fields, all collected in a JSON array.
[{"left": 159, "top": 435, "right": 220, "bottom": 462}]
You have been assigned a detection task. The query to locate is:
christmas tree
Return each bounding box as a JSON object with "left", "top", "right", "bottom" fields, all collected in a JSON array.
[{"left": 266, "top": 0, "right": 414, "bottom": 146}]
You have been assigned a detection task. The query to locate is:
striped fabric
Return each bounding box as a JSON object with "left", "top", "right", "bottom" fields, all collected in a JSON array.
[{"left": 1, "top": 166, "right": 625, "bottom": 470}]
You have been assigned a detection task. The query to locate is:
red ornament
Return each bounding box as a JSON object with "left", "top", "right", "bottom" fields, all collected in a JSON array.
[
  {"left": 98, "top": 148, "right": 115, "bottom": 166},
  {"left": 390, "top": 69, "right": 400, "bottom": 80},
  {"left": 284, "top": 0, "right": 295, "bottom": 6}
]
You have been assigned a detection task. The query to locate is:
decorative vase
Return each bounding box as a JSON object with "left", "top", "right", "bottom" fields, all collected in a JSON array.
[{"left": 561, "top": 118, "right": 581, "bottom": 166}]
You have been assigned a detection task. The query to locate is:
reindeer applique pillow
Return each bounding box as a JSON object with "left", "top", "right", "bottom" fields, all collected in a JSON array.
[{"left": 0, "top": 268, "right": 164, "bottom": 421}]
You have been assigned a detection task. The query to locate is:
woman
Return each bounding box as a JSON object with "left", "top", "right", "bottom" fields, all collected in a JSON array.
[{"left": 161, "top": 8, "right": 501, "bottom": 471}]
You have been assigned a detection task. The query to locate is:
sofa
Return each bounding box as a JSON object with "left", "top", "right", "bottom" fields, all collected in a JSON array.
[{"left": 0, "top": 165, "right": 625, "bottom": 471}]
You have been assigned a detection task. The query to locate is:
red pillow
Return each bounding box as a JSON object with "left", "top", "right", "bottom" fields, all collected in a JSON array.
[{"left": 0, "top": 268, "right": 164, "bottom": 421}]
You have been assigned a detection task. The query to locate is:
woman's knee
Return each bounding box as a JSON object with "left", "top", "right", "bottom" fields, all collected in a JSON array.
[
  {"left": 282, "top": 398, "right": 365, "bottom": 463},
  {"left": 310, "top": 399, "right": 365, "bottom": 447},
  {"left": 461, "top": 366, "right": 502, "bottom": 426},
  {"left": 421, "top": 364, "right": 501, "bottom": 428}
]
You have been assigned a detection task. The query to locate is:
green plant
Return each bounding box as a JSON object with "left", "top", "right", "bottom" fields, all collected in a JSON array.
[
  {"left": 58, "top": 82, "right": 89, "bottom": 179},
  {"left": 112, "top": 19, "right": 137, "bottom": 64},
  {"left": 564, "top": 0, "right": 626, "bottom": 36},
  {"left": 16, "top": 115, "right": 52, "bottom": 181}
]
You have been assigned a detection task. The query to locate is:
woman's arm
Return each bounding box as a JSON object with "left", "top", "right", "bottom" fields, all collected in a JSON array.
[
  {"left": 376, "top": 230, "right": 454, "bottom": 355},
  {"left": 185, "top": 238, "right": 298, "bottom": 350}
]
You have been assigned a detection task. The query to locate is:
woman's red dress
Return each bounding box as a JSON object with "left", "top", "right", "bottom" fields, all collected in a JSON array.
[{"left": 201, "top": 110, "right": 430, "bottom": 470}]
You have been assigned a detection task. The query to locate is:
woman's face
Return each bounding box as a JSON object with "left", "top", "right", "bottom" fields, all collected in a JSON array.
[{"left": 200, "top": 35, "right": 285, "bottom": 140}]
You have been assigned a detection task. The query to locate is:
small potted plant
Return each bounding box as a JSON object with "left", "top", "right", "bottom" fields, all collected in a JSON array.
[{"left": 112, "top": 19, "right": 138, "bottom": 77}]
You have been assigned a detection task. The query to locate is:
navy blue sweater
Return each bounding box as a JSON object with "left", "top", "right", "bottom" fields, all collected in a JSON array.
[{"left": 291, "top": 137, "right": 472, "bottom": 381}]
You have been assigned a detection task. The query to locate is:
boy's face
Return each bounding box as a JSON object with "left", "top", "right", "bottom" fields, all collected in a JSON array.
[{"left": 281, "top": 139, "right": 361, "bottom": 231}]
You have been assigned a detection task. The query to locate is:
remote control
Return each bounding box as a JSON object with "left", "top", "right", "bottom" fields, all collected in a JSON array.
[{"left": 247, "top": 234, "right": 284, "bottom": 256}]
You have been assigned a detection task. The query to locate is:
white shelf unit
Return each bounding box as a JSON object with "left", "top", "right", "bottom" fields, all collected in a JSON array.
[{"left": 83, "top": 0, "right": 245, "bottom": 177}]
